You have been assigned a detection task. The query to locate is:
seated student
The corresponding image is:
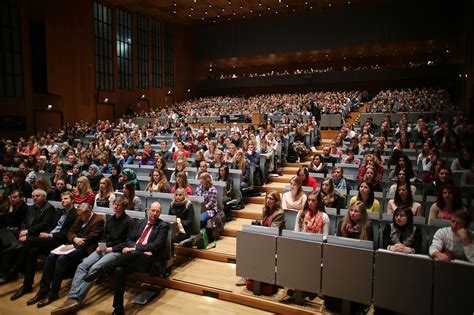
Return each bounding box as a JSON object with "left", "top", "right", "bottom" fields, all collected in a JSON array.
[
  {"left": 423, "top": 165, "right": 453, "bottom": 199},
  {"left": 320, "top": 178, "right": 346, "bottom": 211},
  {"left": 194, "top": 173, "right": 224, "bottom": 238},
  {"left": 210, "top": 150, "right": 225, "bottom": 169},
  {"left": 429, "top": 209, "right": 474, "bottom": 263},
  {"left": 169, "top": 188, "right": 195, "bottom": 244},
  {"left": 383, "top": 206, "right": 422, "bottom": 254},
  {"left": 297, "top": 166, "right": 318, "bottom": 191},
  {"left": 22, "top": 203, "right": 104, "bottom": 308},
  {"left": 387, "top": 182, "right": 423, "bottom": 216},
  {"left": 0, "top": 172, "right": 13, "bottom": 196},
  {"left": 86, "top": 164, "right": 104, "bottom": 192},
  {"left": 146, "top": 169, "right": 170, "bottom": 193},
  {"left": 9, "top": 192, "right": 77, "bottom": 297},
  {"left": 73, "top": 176, "right": 96, "bottom": 207},
  {"left": 48, "top": 179, "right": 68, "bottom": 202},
  {"left": 51, "top": 165, "right": 68, "bottom": 187},
  {"left": 326, "top": 201, "right": 373, "bottom": 313},
  {"left": 169, "top": 158, "right": 188, "bottom": 183},
  {"left": 331, "top": 166, "right": 349, "bottom": 193},
  {"left": 118, "top": 168, "right": 140, "bottom": 191},
  {"left": 321, "top": 146, "right": 337, "bottom": 166},
  {"left": 195, "top": 160, "right": 209, "bottom": 180},
  {"left": 123, "top": 181, "right": 142, "bottom": 212},
  {"left": 295, "top": 190, "right": 329, "bottom": 235},
  {"left": 388, "top": 170, "right": 417, "bottom": 195},
  {"left": 236, "top": 190, "right": 285, "bottom": 287},
  {"left": 282, "top": 176, "right": 307, "bottom": 212},
  {"left": 357, "top": 154, "right": 384, "bottom": 183},
  {"left": 232, "top": 150, "right": 251, "bottom": 191},
  {"left": 307, "top": 154, "right": 327, "bottom": 177},
  {"left": 82, "top": 202, "right": 169, "bottom": 315},
  {"left": 388, "top": 154, "right": 415, "bottom": 182},
  {"left": 108, "top": 164, "right": 121, "bottom": 191},
  {"left": 11, "top": 171, "right": 33, "bottom": 198},
  {"left": 157, "top": 140, "right": 172, "bottom": 162},
  {"left": 428, "top": 183, "right": 466, "bottom": 224},
  {"left": 153, "top": 156, "right": 168, "bottom": 175},
  {"left": 363, "top": 165, "right": 382, "bottom": 192},
  {"left": 217, "top": 165, "right": 235, "bottom": 220},
  {"left": 341, "top": 147, "right": 361, "bottom": 165},
  {"left": 349, "top": 181, "right": 381, "bottom": 213},
  {"left": 171, "top": 171, "right": 193, "bottom": 196},
  {"left": 94, "top": 177, "right": 116, "bottom": 208},
  {"left": 451, "top": 146, "right": 471, "bottom": 171},
  {"left": 51, "top": 196, "right": 135, "bottom": 314}
]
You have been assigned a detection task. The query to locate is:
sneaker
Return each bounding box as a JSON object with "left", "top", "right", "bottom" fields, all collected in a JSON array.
[{"left": 235, "top": 277, "right": 246, "bottom": 286}]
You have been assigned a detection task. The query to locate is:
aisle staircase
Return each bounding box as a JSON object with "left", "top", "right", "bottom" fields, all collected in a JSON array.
[{"left": 150, "top": 107, "right": 368, "bottom": 314}]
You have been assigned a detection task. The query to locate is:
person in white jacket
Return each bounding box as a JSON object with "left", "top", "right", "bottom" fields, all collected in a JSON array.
[{"left": 429, "top": 209, "right": 474, "bottom": 263}]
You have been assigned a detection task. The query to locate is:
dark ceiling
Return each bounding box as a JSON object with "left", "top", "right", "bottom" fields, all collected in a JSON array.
[{"left": 100, "top": 0, "right": 383, "bottom": 24}]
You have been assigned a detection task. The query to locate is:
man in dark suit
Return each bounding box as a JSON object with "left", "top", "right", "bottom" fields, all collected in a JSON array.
[
  {"left": 24, "top": 203, "right": 104, "bottom": 308},
  {"left": 84, "top": 201, "right": 169, "bottom": 315},
  {"left": 10, "top": 191, "right": 77, "bottom": 299},
  {"left": 0, "top": 189, "right": 55, "bottom": 284}
]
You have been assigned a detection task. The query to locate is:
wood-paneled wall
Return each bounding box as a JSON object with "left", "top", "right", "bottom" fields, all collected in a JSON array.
[{"left": 0, "top": 0, "right": 194, "bottom": 138}]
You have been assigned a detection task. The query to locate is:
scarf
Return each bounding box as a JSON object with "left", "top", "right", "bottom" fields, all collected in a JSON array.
[
  {"left": 390, "top": 223, "right": 417, "bottom": 247},
  {"left": 345, "top": 220, "right": 360, "bottom": 235},
  {"left": 303, "top": 211, "right": 324, "bottom": 234}
]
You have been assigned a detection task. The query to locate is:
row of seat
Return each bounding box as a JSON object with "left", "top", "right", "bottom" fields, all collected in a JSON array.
[{"left": 236, "top": 225, "right": 473, "bottom": 315}]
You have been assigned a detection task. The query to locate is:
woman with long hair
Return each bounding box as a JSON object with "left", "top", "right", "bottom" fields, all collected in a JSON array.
[
  {"left": 73, "top": 176, "right": 95, "bottom": 206},
  {"left": 295, "top": 190, "right": 329, "bottom": 235},
  {"left": 153, "top": 156, "right": 168, "bottom": 174},
  {"left": 169, "top": 188, "right": 195, "bottom": 243},
  {"left": 204, "top": 140, "right": 218, "bottom": 164},
  {"left": 307, "top": 154, "right": 327, "bottom": 176},
  {"left": 94, "top": 177, "right": 116, "bottom": 208},
  {"left": 211, "top": 150, "right": 225, "bottom": 169},
  {"left": 123, "top": 181, "right": 142, "bottom": 211},
  {"left": 146, "top": 169, "right": 170, "bottom": 193},
  {"left": 170, "top": 158, "right": 188, "bottom": 183},
  {"left": 428, "top": 183, "right": 466, "bottom": 224},
  {"left": 297, "top": 167, "right": 318, "bottom": 191},
  {"left": 383, "top": 206, "right": 422, "bottom": 254},
  {"left": 387, "top": 182, "right": 422, "bottom": 216},
  {"left": 338, "top": 200, "right": 373, "bottom": 240},
  {"left": 282, "top": 176, "right": 307, "bottom": 212},
  {"left": 171, "top": 171, "right": 193, "bottom": 196},
  {"left": 357, "top": 154, "right": 383, "bottom": 183},
  {"left": 232, "top": 150, "right": 250, "bottom": 190},
  {"left": 195, "top": 172, "right": 218, "bottom": 228},
  {"left": 319, "top": 178, "right": 345, "bottom": 211},
  {"left": 389, "top": 154, "right": 415, "bottom": 182},
  {"left": 388, "top": 169, "right": 417, "bottom": 195},
  {"left": 217, "top": 165, "right": 233, "bottom": 205},
  {"left": 349, "top": 181, "right": 380, "bottom": 213},
  {"left": 51, "top": 164, "right": 68, "bottom": 187}
]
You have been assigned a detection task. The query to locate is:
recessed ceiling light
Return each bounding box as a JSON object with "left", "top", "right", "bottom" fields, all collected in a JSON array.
[
  {"left": 204, "top": 11, "right": 208, "bottom": 14},
  {"left": 286, "top": 4, "right": 289, "bottom": 7},
  {"left": 173, "top": 10, "right": 176, "bottom": 14},
  {"left": 233, "top": 11, "right": 236, "bottom": 15},
  {"left": 258, "top": 13, "right": 262, "bottom": 16},
  {"left": 267, "top": 7, "right": 271, "bottom": 10},
  {"left": 222, "top": 8, "right": 225, "bottom": 11},
  {"left": 240, "top": 5, "right": 243, "bottom": 9},
  {"left": 250, "top": 9, "right": 253, "bottom": 13},
  {"left": 259, "top": 2, "right": 262, "bottom": 6},
  {"left": 190, "top": 7, "right": 194, "bottom": 11},
  {"left": 188, "top": 14, "right": 191, "bottom": 17},
  {"left": 209, "top": 4, "right": 212, "bottom": 7},
  {"left": 217, "top": 14, "right": 220, "bottom": 17},
  {"left": 173, "top": 3, "right": 177, "bottom": 6}
]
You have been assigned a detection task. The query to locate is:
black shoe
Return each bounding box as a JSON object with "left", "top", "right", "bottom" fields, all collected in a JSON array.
[
  {"left": 112, "top": 307, "right": 125, "bottom": 315},
  {"left": 26, "top": 290, "right": 48, "bottom": 305},
  {"left": 83, "top": 269, "right": 103, "bottom": 282},
  {"left": 37, "top": 293, "right": 59, "bottom": 308},
  {"left": 10, "top": 285, "right": 33, "bottom": 301},
  {"left": 0, "top": 271, "right": 18, "bottom": 285}
]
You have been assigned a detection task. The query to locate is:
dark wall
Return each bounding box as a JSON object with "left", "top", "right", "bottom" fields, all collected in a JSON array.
[{"left": 194, "top": 0, "right": 465, "bottom": 60}]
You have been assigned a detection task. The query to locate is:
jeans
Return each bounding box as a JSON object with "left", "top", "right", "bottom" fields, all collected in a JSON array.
[
  {"left": 40, "top": 248, "right": 87, "bottom": 295},
  {"left": 68, "top": 251, "right": 121, "bottom": 304},
  {"left": 200, "top": 211, "right": 210, "bottom": 228}
]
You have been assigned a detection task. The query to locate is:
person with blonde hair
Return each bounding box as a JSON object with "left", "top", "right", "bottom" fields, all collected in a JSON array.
[
  {"left": 94, "top": 177, "right": 116, "bottom": 208},
  {"left": 73, "top": 177, "right": 95, "bottom": 206},
  {"left": 295, "top": 191, "right": 329, "bottom": 235},
  {"left": 169, "top": 188, "right": 195, "bottom": 243}
]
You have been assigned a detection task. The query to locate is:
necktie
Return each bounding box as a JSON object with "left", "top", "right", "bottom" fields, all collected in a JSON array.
[{"left": 136, "top": 223, "right": 152, "bottom": 245}]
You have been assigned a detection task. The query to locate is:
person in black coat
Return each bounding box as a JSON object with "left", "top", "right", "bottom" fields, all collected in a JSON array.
[
  {"left": 83, "top": 201, "right": 169, "bottom": 315},
  {"left": 169, "top": 188, "right": 194, "bottom": 243},
  {"left": 8, "top": 192, "right": 77, "bottom": 293}
]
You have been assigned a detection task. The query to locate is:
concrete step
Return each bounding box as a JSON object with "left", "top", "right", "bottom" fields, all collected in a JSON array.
[
  {"left": 269, "top": 174, "right": 293, "bottom": 183},
  {"left": 222, "top": 217, "right": 254, "bottom": 237},
  {"left": 244, "top": 195, "right": 265, "bottom": 205},
  {"left": 258, "top": 182, "right": 287, "bottom": 194},
  {"left": 233, "top": 202, "right": 263, "bottom": 220}
]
